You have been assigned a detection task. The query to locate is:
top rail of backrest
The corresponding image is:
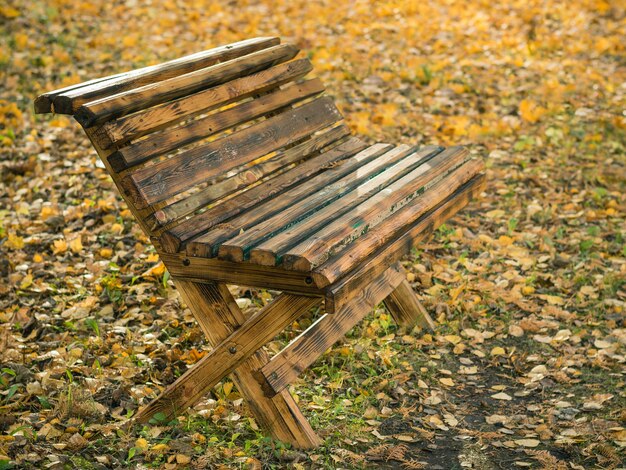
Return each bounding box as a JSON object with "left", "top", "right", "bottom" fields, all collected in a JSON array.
[{"left": 34, "top": 37, "right": 280, "bottom": 116}]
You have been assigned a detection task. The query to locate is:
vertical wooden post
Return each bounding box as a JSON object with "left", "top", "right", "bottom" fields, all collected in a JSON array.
[
  {"left": 384, "top": 279, "right": 436, "bottom": 330},
  {"left": 174, "top": 280, "right": 321, "bottom": 448}
]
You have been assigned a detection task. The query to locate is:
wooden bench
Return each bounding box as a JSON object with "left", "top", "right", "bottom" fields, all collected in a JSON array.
[{"left": 35, "top": 37, "right": 485, "bottom": 448}]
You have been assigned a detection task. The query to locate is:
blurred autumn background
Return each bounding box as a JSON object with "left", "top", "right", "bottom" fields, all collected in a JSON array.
[{"left": 1, "top": 0, "right": 625, "bottom": 468}]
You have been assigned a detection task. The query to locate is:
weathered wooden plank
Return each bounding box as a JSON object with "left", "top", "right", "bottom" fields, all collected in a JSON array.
[
  {"left": 121, "top": 96, "right": 342, "bottom": 210},
  {"left": 256, "top": 264, "right": 404, "bottom": 397},
  {"left": 134, "top": 293, "right": 320, "bottom": 424},
  {"left": 99, "top": 58, "right": 314, "bottom": 150},
  {"left": 244, "top": 145, "right": 446, "bottom": 266},
  {"left": 161, "top": 138, "right": 373, "bottom": 254},
  {"left": 174, "top": 281, "right": 320, "bottom": 448},
  {"left": 384, "top": 279, "right": 436, "bottom": 330},
  {"left": 74, "top": 44, "right": 299, "bottom": 127},
  {"left": 158, "top": 252, "right": 323, "bottom": 295},
  {"left": 38, "top": 37, "right": 280, "bottom": 115},
  {"left": 147, "top": 125, "right": 352, "bottom": 231},
  {"left": 109, "top": 78, "right": 325, "bottom": 171},
  {"left": 313, "top": 173, "right": 486, "bottom": 288},
  {"left": 191, "top": 143, "right": 402, "bottom": 259},
  {"left": 323, "top": 260, "right": 400, "bottom": 314},
  {"left": 281, "top": 146, "right": 470, "bottom": 271}
]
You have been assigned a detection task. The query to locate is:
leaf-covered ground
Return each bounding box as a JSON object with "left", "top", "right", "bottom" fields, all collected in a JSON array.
[{"left": 1, "top": 0, "right": 625, "bottom": 468}]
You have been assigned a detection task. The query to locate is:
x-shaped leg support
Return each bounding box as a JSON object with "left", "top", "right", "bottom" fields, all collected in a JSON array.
[
  {"left": 134, "top": 265, "right": 434, "bottom": 448},
  {"left": 134, "top": 281, "right": 321, "bottom": 448}
]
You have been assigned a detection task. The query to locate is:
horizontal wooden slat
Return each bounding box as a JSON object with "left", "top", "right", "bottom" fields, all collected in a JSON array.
[
  {"left": 121, "top": 96, "right": 343, "bottom": 210},
  {"left": 99, "top": 58, "right": 314, "bottom": 149},
  {"left": 147, "top": 125, "right": 352, "bottom": 231},
  {"left": 36, "top": 37, "right": 280, "bottom": 115},
  {"left": 242, "top": 145, "right": 445, "bottom": 266},
  {"left": 281, "top": 146, "right": 470, "bottom": 271},
  {"left": 158, "top": 252, "right": 323, "bottom": 295},
  {"left": 108, "top": 78, "right": 325, "bottom": 172},
  {"left": 74, "top": 44, "right": 299, "bottom": 127},
  {"left": 257, "top": 264, "right": 404, "bottom": 397},
  {"left": 187, "top": 143, "right": 398, "bottom": 258},
  {"left": 313, "top": 173, "right": 486, "bottom": 288},
  {"left": 135, "top": 293, "right": 320, "bottom": 423},
  {"left": 161, "top": 138, "right": 368, "bottom": 253}
]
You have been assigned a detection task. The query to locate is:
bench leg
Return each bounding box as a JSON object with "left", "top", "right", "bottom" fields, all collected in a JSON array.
[
  {"left": 136, "top": 280, "right": 321, "bottom": 448},
  {"left": 383, "top": 279, "right": 436, "bottom": 331}
]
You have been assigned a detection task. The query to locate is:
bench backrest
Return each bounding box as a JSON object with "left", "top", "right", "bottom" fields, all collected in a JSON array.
[{"left": 35, "top": 37, "right": 350, "bottom": 248}]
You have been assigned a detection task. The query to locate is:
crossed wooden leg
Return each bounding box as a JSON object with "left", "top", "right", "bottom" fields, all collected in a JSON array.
[
  {"left": 384, "top": 278, "right": 436, "bottom": 330},
  {"left": 134, "top": 266, "right": 433, "bottom": 448},
  {"left": 135, "top": 280, "right": 321, "bottom": 448}
]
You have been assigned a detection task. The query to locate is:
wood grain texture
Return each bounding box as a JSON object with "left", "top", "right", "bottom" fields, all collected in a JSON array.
[
  {"left": 193, "top": 145, "right": 388, "bottom": 261},
  {"left": 37, "top": 37, "right": 279, "bottom": 115},
  {"left": 161, "top": 138, "right": 370, "bottom": 254},
  {"left": 233, "top": 145, "right": 444, "bottom": 265},
  {"left": 134, "top": 293, "right": 319, "bottom": 424},
  {"left": 383, "top": 279, "right": 436, "bottom": 330},
  {"left": 74, "top": 44, "right": 299, "bottom": 126},
  {"left": 121, "top": 96, "right": 342, "bottom": 209},
  {"left": 158, "top": 252, "right": 323, "bottom": 295},
  {"left": 99, "top": 58, "right": 314, "bottom": 149},
  {"left": 323, "top": 261, "right": 401, "bottom": 314},
  {"left": 313, "top": 173, "right": 486, "bottom": 288},
  {"left": 172, "top": 281, "right": 321, "bottom": 448},
  {"left": 109, "top": 79, "right": 325, "bottom": 171},
  {"left": 214, "top": 144, "right": 415, "bottom": 263},
  {"left": 281, "top": 146, "right": 469, "bottom": 271},
  {"left": 146, "top": 125, "right": 352, "bottom": 231},
  {"left": 257, "top": 265, "right": 404, "bottom": 397}
]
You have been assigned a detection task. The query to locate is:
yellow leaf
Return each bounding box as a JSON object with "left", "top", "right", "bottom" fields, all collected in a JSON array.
[
  {"left": 519, "top": 99, "right": 546, "bottom": 123},
  {"left": 176, "top": 454, "right": 191, "bottom": 464},
  {"left": 5, "top": 233, "right": 25, "bottom": 250},
  {"left": 223, "top": 382, "right": 233, "bottom": 397},
  {"left": 40, "top": 206, "right": 58, "bottom": 221},
  {"left": 491, "top": 347, "right": 506, "bottom": 356},
  {"left": 151, "top": 443, "right": 169, "bottom": 453},
  {"left": 538, "top": 294, "right": 564, "bottom": 305},
  {"left": 100, "top": 247, "right": 113, "bottom": 258},
  {"left": 443, "top": 335, "right": 462, "bottom": 345},
  {"left": 53, "top": 239, "right": 68, "bottom": 254},
  {"left": 439, "top": 377, "right": 455, "bottom": 387},
  {"left": 13, "top": 32, "right": 28, "bottom": 49},
  {"left": 135, "top": 438, "right": 148, "bottom": 450},
  {"left": 0, "top": 6, "right": 20, "bottom": 18},
  {"left": 373, "top": 103, "right": 398, "bottom": 127},
  {"left": 20, "top": 273, "right": 33, "bottom": 290},
  {"left": 122, "top": 34, "right": 138, "bottom": 47},
  {"left": 348, "top": 111, "right": 371, "bottom": 135},
  {"left": 485, "top": 209, "right": 505, "bottom": 219},
  {"left": 69, "top": 237, "right": 83, "bottom": 254},
  {"left": 48, "top": 116, "right": 70, "bottom": 128},
  {"left": 144, "top": 262, "right": 166, "bottom": 278},
  {"left": 145, "top": 253, "right": 160, "bottom": 263}
]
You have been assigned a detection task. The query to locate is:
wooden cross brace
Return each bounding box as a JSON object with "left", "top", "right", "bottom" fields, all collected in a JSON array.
[{"left": 133, "top": 263, "right": 434, "bottom": 448}]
